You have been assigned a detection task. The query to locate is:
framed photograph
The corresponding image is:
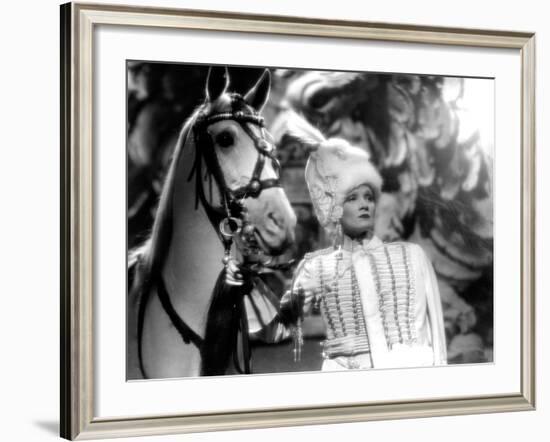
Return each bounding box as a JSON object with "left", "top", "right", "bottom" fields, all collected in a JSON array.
[{"left": 60, "top": 2, "right": 535, "bottom": 440}]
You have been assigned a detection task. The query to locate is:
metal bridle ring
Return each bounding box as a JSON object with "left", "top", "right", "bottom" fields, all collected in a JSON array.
[{"left": 219, "top": 217, "right": 241, "bottom": 238}]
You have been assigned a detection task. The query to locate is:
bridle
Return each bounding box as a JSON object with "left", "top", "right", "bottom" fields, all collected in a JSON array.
[
  {"left": 143, "top": 93, "right": 286, "bottom": 377},
  {"left": 190, "top": 93, "right": 282, "bottom": 249}
]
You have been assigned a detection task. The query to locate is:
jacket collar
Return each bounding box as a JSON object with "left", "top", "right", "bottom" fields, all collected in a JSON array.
[{"left": 342, "top": 234, "right": 383, "bottom": 252}]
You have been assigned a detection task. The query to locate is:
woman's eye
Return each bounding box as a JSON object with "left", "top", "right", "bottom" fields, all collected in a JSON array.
[
  {"left": 362, "top": 191, "right": 373, "bottom": 202},
  {"left": 216, "top": 131, "right": 234, "bottom": 148}
]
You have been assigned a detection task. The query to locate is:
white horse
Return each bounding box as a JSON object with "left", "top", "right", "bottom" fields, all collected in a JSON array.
[{"left": 128, "top": 67, "right": 296, "bottom": 379}]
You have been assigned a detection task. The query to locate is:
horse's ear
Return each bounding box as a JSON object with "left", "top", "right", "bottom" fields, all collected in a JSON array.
[
  {"left": 244, "top": 69, "right": 271, "bottom": 111},
  {"left": 206, "top": 66, "right": 229, "bottom": 101}
]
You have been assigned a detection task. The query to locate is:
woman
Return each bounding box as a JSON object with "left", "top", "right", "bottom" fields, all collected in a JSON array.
[{"left": 228, "top": 117, "right": 447, "bottom": 371}]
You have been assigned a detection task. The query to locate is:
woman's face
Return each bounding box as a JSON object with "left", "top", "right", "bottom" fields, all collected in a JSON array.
[{"left": 341, "top": 184, "right": 376, "bottom": 238}]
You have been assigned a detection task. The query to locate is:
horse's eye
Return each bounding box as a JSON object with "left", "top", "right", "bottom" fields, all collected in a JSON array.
[
  {"left": 216, "top": 131, "right": 234, "bottom": 148},
  {"left": 309, "top": 90, "right": 332, "bottom": 109}
]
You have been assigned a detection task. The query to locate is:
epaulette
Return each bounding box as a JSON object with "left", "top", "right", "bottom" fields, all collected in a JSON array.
[{"left": 304, "top": 247, "right": 334, "bottom": 261}]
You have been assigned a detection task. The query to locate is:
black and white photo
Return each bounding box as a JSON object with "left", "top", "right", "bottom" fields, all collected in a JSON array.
[{"left": 126, "top": 63, "right": 494, "bottom": 380}]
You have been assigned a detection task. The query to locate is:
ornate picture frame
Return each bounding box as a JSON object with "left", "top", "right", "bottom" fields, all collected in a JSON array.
[{"left": 60, "top": 2, "right": 535, "bottom": 439}]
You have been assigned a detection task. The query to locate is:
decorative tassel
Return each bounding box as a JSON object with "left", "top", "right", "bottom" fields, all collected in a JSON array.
[
  {"left": 291, "top": 317, "right": 304, "bottom": 362},
  {"left": 201, "top": 268, "right": 251, "bottom": 375},
  {"left": 333, "top": 222, "right": 344, "bottom": 249}
]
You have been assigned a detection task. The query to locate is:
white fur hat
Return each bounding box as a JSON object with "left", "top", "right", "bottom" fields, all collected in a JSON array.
[
  {"left": 305, "top": 137, "right": 382, "bottom": 234},
  {"left": 272, "top": 110, "right": 382, "bottom": 235}
]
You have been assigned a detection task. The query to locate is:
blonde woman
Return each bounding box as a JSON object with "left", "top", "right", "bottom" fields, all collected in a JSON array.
[{"left": 231, "top": 114, "right": 447, "bottom": 371}]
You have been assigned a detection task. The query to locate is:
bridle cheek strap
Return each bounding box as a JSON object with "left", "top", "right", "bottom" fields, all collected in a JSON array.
[
  {"left": 230, "top": 119, "right": 282, "bottom": 200},
  {"left": 193, "top": 109, "right": 282, "bottom": 220}
]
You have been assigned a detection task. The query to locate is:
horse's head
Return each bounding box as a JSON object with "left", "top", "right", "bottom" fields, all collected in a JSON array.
[
  {"left": 190, "top": 67, "right": 296, "bottom": 257},
  {"left": 129, "top": 67, "right": 296, "bottom": 379}
]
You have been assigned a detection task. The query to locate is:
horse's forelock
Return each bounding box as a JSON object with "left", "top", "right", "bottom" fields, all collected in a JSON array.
[{"left": 206, "top": 92, "right": 234, "bottom": 114}]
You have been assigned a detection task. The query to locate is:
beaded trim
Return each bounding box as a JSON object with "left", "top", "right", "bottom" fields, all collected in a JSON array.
[
  {"left": 314, "top": 250, "right": 371, "bottom": 358},
  {"left": 333, "top": 250, "right": 347, "bottom": 335},
  {"left": 195, "top": 111, "right": 265, "bottom": 129},
  {"left": 305, "top": 243, "right": 417, "bottom": 358},
  {"left": 317, "top": 257, "right": 337, "bottom": 337},
  {"left": 366, "top": 243, "right": 417, "bottom": 349},
  {"left": 401, "top": 244, "right": 415, "bottom": 342}
]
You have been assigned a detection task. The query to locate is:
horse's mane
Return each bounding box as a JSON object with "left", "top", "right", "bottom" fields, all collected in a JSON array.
[
  {"left": 128, "top": 94, "right": 237, "bottom": 295},
  {"left": 128, "top": 108, "right": 201, "bottom": 302},
  {"left": 128, "top": 87, "right": 269, "bottom": 377}
]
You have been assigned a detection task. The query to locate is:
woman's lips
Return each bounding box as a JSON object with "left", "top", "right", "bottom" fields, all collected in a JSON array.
[{"left": 359, "top": 213, "right": 371, "bottom": 219}]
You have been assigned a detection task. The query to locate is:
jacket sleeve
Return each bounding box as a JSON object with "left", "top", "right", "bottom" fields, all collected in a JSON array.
[
  {"left": 282, "top": 256, "right": 318, "bottom": 317},
  {"left": 418, "top": 246, "right": 448, "bottom": 365},
  {"left": 251, "top": 256, "right": 318, "bottom": 343}
]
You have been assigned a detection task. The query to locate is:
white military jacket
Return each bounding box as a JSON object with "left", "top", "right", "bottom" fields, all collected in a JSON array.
[{"left": 251, "top": 236, "right": 447, "bottom": 370}]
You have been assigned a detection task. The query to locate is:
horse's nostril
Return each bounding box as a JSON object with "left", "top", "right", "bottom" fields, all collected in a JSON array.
[{"left": 267, "top": 211, "right": 284, "bottom": 230}]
